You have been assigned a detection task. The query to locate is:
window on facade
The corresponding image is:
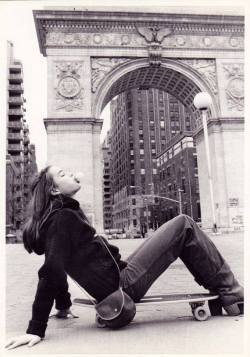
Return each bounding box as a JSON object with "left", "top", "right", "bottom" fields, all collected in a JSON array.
[
  {"left": 195, "top": 177, "right": 200, "bottom": 193},
  {"left": 132, "top": 198, "right": 136, "bottom": 205},
  {"left": 181, "top": 178, "right": 186, "bottom": 193},
  {"left": 141, "top": 169, "right": 145, "bottom": 174},
  {"left": 140, "top": 149, "right": 144, "bottom": 155},
  {"left": 160, "top": 121, "right": 165, "bottom": 128}
]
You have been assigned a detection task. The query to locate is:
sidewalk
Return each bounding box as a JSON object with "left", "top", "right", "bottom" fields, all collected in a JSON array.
[{"left": 5, "top": 232, "right": 244, "bottom": 354}]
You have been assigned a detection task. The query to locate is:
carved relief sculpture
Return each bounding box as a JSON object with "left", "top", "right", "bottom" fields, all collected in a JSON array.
[
  {"left": 180, "top": 59, "right": 218, "bottom": 94},
  {"left": 54, "top": 61, "right": 84, "bottom": 112},
  {"left": 136, "top": 27, "right": 172, "bottom": 65},
  {"left": 91, "top": 58, "right": 130, "bottom": 92},
  {"left": 223, "top": 63, "right": 244, "bottom": 111}
]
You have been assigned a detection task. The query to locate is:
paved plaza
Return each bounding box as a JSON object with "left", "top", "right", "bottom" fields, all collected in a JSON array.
[{"left": 5, "top": 231, "right": 245, "bottom": 354}]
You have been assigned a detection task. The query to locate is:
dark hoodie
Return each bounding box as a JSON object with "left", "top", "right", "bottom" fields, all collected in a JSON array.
[{"left": 26, "top": 195, "right": 127, "bottom": 338}]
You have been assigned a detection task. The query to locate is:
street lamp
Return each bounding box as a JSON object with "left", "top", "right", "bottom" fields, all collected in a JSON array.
[{"left": 193, "top": 92, "right": 217, "bottom": 233}]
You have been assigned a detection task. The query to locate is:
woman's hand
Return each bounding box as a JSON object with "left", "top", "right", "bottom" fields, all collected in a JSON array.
[
  {"left": 53, "top": 308, "right": 79, "bottom": 319},
  {"left": 5, "top": 334, "right": 42, "bottom": 349}
]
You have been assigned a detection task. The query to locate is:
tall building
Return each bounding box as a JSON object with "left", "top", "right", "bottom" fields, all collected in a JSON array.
[
  {"left": 156, "top": 133, "right": 201, "bottom": 225},
  {"left": 110, "top": 88, "right": 196, "bottom": 234},
  {"left": 102, "top": 131, "right": 113, "bottom": 230},
  {"left": 6, "top": 41, "right": 38, "bottom": 239}
]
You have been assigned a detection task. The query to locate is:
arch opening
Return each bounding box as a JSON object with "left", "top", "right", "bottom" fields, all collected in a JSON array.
[{"left": 94, "top": 61, "right": 218, "bottom": 128}]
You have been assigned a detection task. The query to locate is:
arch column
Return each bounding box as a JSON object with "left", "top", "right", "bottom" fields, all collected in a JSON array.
[
  {"left": 44, "top": 117, "right": 104, "bottom": 232},
  {"left": 44, "top": 54, "right": 104, "bottom": 232}
]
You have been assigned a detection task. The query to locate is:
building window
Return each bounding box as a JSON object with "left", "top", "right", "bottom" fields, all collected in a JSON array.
[
  {"left": 182, "top": 177, "right": 186, "bottom": 193},
  {"left": 195, "top": 177, "right": 200, "bottom": 193},
  {"left": 194, "top": 156, "right": 198, "bottom": 168}
]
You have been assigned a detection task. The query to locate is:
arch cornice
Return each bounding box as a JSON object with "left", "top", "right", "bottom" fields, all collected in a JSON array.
[{"left": 93, "top": 58, "right": 220, "bottom": 118}]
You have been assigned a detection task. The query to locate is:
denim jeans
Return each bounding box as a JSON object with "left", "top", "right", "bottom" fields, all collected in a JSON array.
[{"left": 120, "top": 214, "right": 228, "bottom": 302}]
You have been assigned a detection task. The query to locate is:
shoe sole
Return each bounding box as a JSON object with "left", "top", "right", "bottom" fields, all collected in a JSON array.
[{"left": 223, "top": 301, "right": 244, "bottom": 316}]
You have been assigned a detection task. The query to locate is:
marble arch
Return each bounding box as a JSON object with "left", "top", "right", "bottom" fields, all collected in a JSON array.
[{"left": 34, "top": 8, "right": 244, "bottom": 231}]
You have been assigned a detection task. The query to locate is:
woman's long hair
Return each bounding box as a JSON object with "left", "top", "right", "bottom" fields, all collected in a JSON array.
[{"left": 23, "top": 166, "right": 54, "bottom": 253}]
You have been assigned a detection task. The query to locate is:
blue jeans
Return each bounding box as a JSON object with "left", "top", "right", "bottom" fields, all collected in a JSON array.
[{"left": 120, "top": 215, "right": 240, "bottom": 304}]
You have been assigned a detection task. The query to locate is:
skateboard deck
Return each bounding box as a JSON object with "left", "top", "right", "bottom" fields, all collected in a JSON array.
[{"left": 73, "top": 293, "right": 221, "bottom": 321}]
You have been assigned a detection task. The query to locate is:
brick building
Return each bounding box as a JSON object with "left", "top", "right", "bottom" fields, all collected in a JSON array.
[{"left": 155, "top": 133, "right": 201, "bottom": 226}]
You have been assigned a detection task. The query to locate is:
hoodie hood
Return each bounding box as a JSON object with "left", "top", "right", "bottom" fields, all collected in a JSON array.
[{"left": 32, "top": 195, "right": 82, "bottom": 255}]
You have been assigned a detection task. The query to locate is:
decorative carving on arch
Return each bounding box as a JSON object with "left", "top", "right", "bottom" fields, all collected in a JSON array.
[
  {"left": 91, "top": 58, "right": 130, "bottom": 93},
  {"left": 180, "top": 59, "right": 218, "bottom": 94},
  {"left": 136, "top": 27, "right": 172, "bottom": 65},
  {"left": 223, "top": 63, "right": 244, "bottom": 111},
  {"left": 54, "top": 61, "right": 84, "bottom": 112},
  {"left": 136, "top": 27, "right": 172, "bottom": 44}
]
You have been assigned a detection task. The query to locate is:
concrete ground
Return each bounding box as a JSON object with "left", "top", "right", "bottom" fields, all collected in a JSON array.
[{"left": 4, "top": 232, "right": 245, "bottom": 354}]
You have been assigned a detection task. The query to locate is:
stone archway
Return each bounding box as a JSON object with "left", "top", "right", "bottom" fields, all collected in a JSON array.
[
  {"left": 93, "top": 58, "right": 219, "bottom": 120},
  {"left": 34, "top": 8, "right": 244, "bottom": 231}
]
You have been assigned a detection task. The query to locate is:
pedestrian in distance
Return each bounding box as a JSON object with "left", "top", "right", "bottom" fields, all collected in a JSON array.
[{"left": 5, "top": 165, "right": 244, "bottom": 349}]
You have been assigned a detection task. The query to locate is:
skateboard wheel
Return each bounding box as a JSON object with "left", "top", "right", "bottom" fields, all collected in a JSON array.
[
  {"left": 95, "top": 314, "right": 107, "bottom": 328},
  {"left": 193, "top": 307, "right": 209, "bottom": 321}
]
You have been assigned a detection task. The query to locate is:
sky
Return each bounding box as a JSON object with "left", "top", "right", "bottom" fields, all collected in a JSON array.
[{"left": 0, "top": 0, "right": 247, "bottom": 170}]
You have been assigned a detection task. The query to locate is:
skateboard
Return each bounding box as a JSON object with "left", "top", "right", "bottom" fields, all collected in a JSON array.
[{"left": 73, "top": 293, "right": 221, "bottom": 323}]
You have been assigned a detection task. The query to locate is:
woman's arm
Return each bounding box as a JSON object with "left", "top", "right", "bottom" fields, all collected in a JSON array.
[
  {"left": 54, "top": 276, "right": 72, "bottom": 311},
  {"left": 6, "top": 211, "right": 73, "bottom": 349},
  {"left": 27, "top": 212, "right": 72, "bottom": 337}
]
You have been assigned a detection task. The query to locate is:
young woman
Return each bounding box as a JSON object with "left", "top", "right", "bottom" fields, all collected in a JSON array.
[{"left": 5, "top": 165, "right": 244, "bottom": 349}]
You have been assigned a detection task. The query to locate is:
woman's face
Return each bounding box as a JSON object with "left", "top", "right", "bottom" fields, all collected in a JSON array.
[{"left": 48, "top": 166, "right": 81, "bottom": 197}]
